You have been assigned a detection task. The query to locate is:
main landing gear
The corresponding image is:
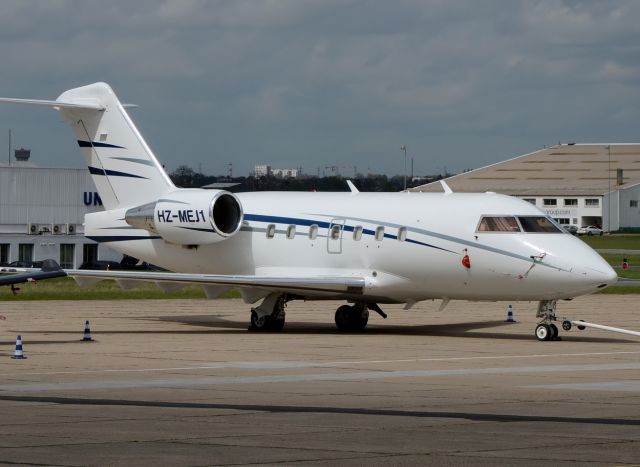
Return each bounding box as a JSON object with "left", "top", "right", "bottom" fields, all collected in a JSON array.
[
  {"left": 334, "top": 303, "right": 387, "bottom": 331},
  {"left": 534, "top": 300, "right": 561, "bottom": 341},
  {"left": 249, "top": 295, "right": 387, "bottom": 332},
  {"left": 249, "top": 293, "right": 287, "bottom": 332}
]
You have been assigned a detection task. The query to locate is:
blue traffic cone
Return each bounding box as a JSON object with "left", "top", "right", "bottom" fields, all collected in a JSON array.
[
  {"left": 11, "top": 335, "right": 26, "bottom": 359},
  {"left": 82, "top": 320, "right": 93, "bottom": 342},
  {"left": 506, "top": 304, "right": 515, "bottom": 322}
]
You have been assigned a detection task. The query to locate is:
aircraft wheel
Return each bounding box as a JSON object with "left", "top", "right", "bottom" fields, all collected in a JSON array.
[
  {"left": 335, "top": 305, "right": 352, "bottom": 331},
  {"left": 535, "top": 324, "right": 551, "bottom": 341},
  {"left": 270, "top": 317, "right": 285, "bottom": 332},
  {"left": 250, "top": 310, "right": 269, "bottom": 331},
  {"left": 352, "top": 308, "right": 369, "bottom": 331},
  {"left": 549, "top": 323, "right": 559, "bottom": 340},
  {"left": 562, "top": 320, "right": 572, "bottom": 331}
]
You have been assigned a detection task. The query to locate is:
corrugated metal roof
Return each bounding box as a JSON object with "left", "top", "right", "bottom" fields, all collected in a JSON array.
[
  {"left": 0, "top": 166, "right": 102, "bottom": 224},
  {"left": 412, "top": 144, "right": 640, "bottom": 195}
]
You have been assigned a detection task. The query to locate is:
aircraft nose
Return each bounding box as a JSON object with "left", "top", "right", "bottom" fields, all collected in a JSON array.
[{"left": 581, "top": 252, "right": 617, "bottom": 288}]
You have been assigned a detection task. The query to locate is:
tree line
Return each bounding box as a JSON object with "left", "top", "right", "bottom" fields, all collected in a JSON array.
[{"left": 169, "top": 165, "right": 446, "bottom": 192}]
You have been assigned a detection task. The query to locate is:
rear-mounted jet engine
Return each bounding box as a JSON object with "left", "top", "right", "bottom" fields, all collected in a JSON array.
[{"left": 125, "top": 189, "right": 243, "bottom": 245}]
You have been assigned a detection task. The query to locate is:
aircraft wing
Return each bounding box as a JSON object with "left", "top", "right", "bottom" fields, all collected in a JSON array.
[
  {"left": 0, "top": 260, "right": 67, "bottom": 287},
  {"left": 66, "top": 269, "right": 366, "bottom": 299}
]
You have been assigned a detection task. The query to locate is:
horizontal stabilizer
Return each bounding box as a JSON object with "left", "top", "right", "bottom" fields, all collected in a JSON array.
[{"left": 0, "top": 97, "right": 105, "bottom": 110}]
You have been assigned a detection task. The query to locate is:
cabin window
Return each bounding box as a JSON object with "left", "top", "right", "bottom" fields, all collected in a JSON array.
[
  {"left": 266, "top": 224, "right": 276, "bottom": 238},
  {"left": 330, "top": 225, "right": 341, "bottom": 240},
  {"left": 353, "top": 225, "right": 363, "bottom": 241},
  {"left": 286, "top": 225, "right": 296, "bottom": 239},
  {"left": 517, "top": 216, "right": 562, "bottom": 233},
  {"left": 375, "top": 226, "right": 384, "bottom": 241},
  {"left": 308, "top": 224, "right": 318, "bottom": 240},
  {"left": 477, "top": 216, "right": 520, "bottom": 232},
  {"left": 397, "top": 227, "right": 407, "bottom": 241}
]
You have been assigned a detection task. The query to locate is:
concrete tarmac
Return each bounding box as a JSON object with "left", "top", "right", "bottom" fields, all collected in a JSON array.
[{"left": 0, "top": 296, "right": 639, "bottom": 466}]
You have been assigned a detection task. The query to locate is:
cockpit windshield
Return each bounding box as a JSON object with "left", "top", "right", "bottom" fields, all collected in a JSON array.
[
  {"left": 477, "top": 215, "right": 562, "bottom": 233},
  {"left": 477, "top": 216, "right": 520, "bottom": 232},
  {"left": 517, "top": 216, "right": 562, "bottom": 233}
]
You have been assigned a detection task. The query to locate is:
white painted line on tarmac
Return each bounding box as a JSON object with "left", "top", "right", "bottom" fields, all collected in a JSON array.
[
  {"left": 1, "top": 362, "right": 640, "bottom": 392},
  {"left": 1, "top": 350, "right": 640, "bottom": 377},
  {"left": 527, "top": 380, "right": 640, "bottom": 392}
]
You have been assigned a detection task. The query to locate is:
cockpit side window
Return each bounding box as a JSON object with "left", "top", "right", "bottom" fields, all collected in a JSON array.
[
  {"left": 517, "top": 216, "right": 562, "bottom": 233},
  {"left": 477, "top": 216, "right": 520, "bottom": 232}
]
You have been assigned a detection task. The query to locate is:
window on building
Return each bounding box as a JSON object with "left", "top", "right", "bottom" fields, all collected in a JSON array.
[
  {"left": 543, "top": 199, "right": 557, "bottom": 206},
  {"left": 523, "top": 199, "right": 536, "bottom": 205},
  {"left": 266, "top": 224, "right": 276, "bottom": 238},
  {"left": 18, "top": 243, "right": 34, "bottom": 263},
  {"left": 517, "top": 216, "right": 562, "bottom": 233},
  {"left": 631, "top": 200, "right": 638, "bottom": 208},
  {"left": 330, "top": 225, "right": 341, "bottom": 240},
  {"left": 353, "top": 225, "right": 363, "bottom": 241},
  {"left": 572, "top": 218, "right": 578, "bottom": 225},
  {"left": 83, "top": 243, "right": 98, "bottom": 264},
  {"left": 555, "top": 218, "right": 570, "bottom": 225},
  {"left": 308, "top": 224, "right": 318, "bottom": 240},
  {"left": 397, "top": 227, "right": 407, "bottom": 241},
  {"left": 585, "top": 198, "right": 599, "bottom": 207},
  {"left": 477, "top": 216, "right": 520, "bottom": 232},
  {"left": 375, "top": 226, "right": 385, "bottom": 241},
  {"left": 59, "top": 244, "right": 75, "bottom": 269},
  {"left": 286, "top": 225, "right": 296, "bottom": 239},
  {"left": 0, "top": 244, "right": 9, "bottom": 265},
  {"left": 564, "top": 199, "right": 577, "bottom": 206}
]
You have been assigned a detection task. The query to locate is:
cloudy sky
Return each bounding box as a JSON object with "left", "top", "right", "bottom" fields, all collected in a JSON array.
[{"left": 0, "top": 0, "right": 638, "bottom": 177}]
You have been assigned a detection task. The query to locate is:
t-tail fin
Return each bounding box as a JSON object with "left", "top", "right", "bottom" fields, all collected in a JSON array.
[{"left": 0, "top": 82, "right": 175, "bottom": 209}]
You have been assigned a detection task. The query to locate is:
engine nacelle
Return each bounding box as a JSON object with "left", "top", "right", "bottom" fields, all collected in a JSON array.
[{"left": 125, "top": 189, "right": 243, "bottom": 245}]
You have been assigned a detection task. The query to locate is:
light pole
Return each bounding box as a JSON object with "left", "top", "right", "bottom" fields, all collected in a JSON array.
[
  {"left": 400, "top": 145, "right": 407, "bottom": 190},
  {"left": 607, "top": 144, "right": 611, "bottom": 233}
]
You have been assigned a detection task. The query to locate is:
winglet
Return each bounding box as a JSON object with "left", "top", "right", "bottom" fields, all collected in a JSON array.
[
  {"left": 440, "top": 180, "right": 453, "bottom": 194},
  {"left": 346, "top": 180, "right": 359, "bottom": 193}
]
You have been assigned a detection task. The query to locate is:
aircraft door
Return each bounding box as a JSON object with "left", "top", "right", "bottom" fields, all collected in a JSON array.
[{"left": 327, "top": 218, "right": 345, "bottom": 254}]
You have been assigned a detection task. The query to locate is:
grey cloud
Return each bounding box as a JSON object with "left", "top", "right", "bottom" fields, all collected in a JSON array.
[{"left": 0, "top": 0, "right": 638, "bottom": 177}]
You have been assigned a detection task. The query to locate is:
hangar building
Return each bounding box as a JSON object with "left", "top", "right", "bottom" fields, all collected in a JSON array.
[
  {"left": 413, "top": 144, "right": 640, "bottom": 232},
  {"left": 0, "top": 152, "right": 120, "bottom": 268}
]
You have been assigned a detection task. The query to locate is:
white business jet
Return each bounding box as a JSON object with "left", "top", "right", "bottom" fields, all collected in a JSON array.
[{"left": 0, "top": 83, "right": 617, "bottom": 340}]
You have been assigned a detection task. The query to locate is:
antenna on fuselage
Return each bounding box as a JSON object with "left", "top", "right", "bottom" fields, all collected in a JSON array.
[
  {"left": 440, "top": 180, "right": 453, "bottom": 194},
  {"left": 346, "top": 180, "right": 359, "bottom": 193}
]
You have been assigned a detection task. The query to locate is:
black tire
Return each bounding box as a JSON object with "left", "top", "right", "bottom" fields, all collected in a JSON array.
[
  {"left": 599, "top": 231, "right": 603, "bottom": 236},
  {"left": 587, "top": 231, "right": 593, "bottom": 236},
  {"left": 335, "top": 305, "right": 352, "bottom": 331},
  {"left": 270, "top": 318, "right": 285, "bottom": 332},
  {"left": 549, "top": 323, "right": 559, "bottom": 339},
  {"left": 352, "top": 308, "right": 369, "bottom": 331},
  {"left": 250, "top": 310, "right": 268, "bottom": 331},
  {"left": 562, "top": 320, "right": 572, "bottom": 331}
]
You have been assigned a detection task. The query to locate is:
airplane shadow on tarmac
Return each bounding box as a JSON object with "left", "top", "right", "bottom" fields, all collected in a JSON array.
[{"left": 2, "top": 315, "right": 633, "bottom": 344}]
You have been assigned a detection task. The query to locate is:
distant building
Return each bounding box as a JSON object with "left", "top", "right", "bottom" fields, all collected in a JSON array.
[
  {"left": 0, "top": 159, "right": 121, "bottom": 267},
  {"left": 271, "top": 168, "right": 298, "bottom": 178},
  {"left": 254, "top": 165, "right": 271, "bottom": 177},
  {"left": 254, "top": 164, "right": 299, "bottom": 179},
  {"left": 412, "top": 144, "right": 640, "bottom": 232}
]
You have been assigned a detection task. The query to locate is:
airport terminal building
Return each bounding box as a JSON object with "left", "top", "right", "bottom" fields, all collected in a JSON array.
[
  {"left": 0, "top": 153, "right": 120, "bottom": 268},
  {"left": 413, "top": 144, "right": 640, "bottom": 232}
]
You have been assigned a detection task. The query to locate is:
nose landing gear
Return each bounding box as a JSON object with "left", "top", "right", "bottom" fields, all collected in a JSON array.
[{"left": 535, "top": 300, "right": 561, "bottom": 341}]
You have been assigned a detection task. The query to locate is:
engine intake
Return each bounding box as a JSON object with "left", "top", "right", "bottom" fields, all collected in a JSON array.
[{"left": 125, "top": 189, "right": 243, "bottom": 245}]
